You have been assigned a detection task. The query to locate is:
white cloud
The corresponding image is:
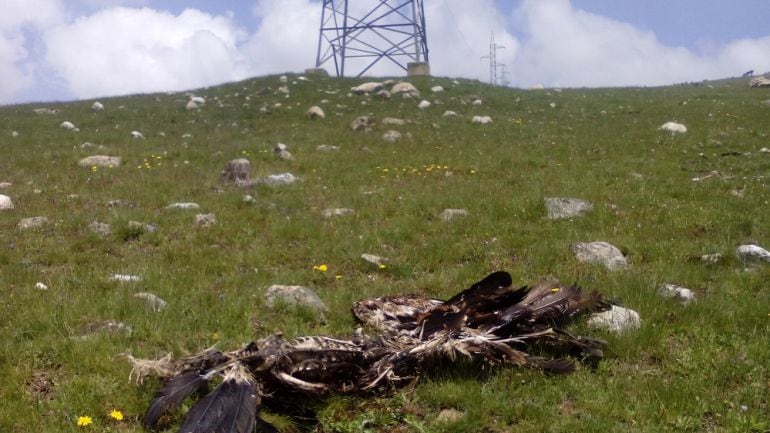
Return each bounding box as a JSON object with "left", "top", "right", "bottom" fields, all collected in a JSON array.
[{"left": 43, "top": 7, "right": 253, "bottom": 99}]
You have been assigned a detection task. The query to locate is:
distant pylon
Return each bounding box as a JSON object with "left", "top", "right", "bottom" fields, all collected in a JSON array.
[
  {"left": 315, "top": 0, "right": 429, "bottom": 77},
  {"left": 481, "top": 33, "right": 506, "bottom": 86}
]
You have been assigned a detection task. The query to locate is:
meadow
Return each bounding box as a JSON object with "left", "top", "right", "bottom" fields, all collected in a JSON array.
[{"left": 0, "top": 73, "right": 768, "bottom": 432}]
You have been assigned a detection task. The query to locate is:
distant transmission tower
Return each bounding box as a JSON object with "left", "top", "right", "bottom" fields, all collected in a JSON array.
[
  {"left": 481, "top": 33, "right": 506, "bottom": 86},
  {"left": 315, "top": 0, "right": 430, "bottom": 77}
]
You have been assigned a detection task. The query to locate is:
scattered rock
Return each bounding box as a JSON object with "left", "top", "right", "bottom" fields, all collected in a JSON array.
[
  {"left": 431, "top": 85, "right": 445, "bottom": 93},
  {"left": 442, "top": 110, "right": 458, "bottom": 117},
  {"left": 35, "top": 282, "right": 48, "bottom": 290},
  {"left": 189, "top": 96, "right": 206, "bottom": 105},
  {"left": 221, "top": 158, "right": 251, "bottom": 183},
  {"left": 306, "top": 105, "right": 325, "bottom": 119},
  {"left": 544, "top": 197, "right": 593, "bottom": 219},
  {"left": 382, "top": 130, "right": 402, "bottom": 143},
  {"left": 361, "top": 254, "right": 387, "bottom": 266},
  {"left": 279, "top": 75, "right": 288, "bottom": 83},
  {"left": 382, "top": 117, "right": 406, "bottom": 126},
  {"left": 736, "top": 244, "right": 770, "bottom": 262},
  {"left": 472, "top": 99, "right": 483, "bottom": 106},
  {"left": 323, "top": 208, "right": 355, "bottom": 218},
  {"left": 92, "top": 101, "right": 104, "bottom": 111},
  {"left": 417, "top": 100, "right": 431, "bottom": 109},
  {"left": 316, "top": 144, "right": 339, "bottom": 152},
  {"left": 0, "top": 182, "right": 11, "bottom": 189},
  {"left": 691, "top": 171, "right": 720, "bottom": 182},
  {"left": 570, "top": 241, "right": 628, "bottom": 270},
  {"left": 588, "top": 305, "right": 641, "bottom": 333},
  {"left": 60, "top": 121, "right": 78, "bottom": 131},
  {"left": 0, "top": 194, "right": 14, "bottom": 210},
  {"left": 18, "top": 216, "right": 49, "bottom": 230},
  {"left": 165, "top": 202, "right": 201, "bottom": 210},
  {"left": 277, "top": 85, "right": 290, "bottom": 95},
  {"left": 659, "top": 284, "right": 696, "bottom": 303},
  {"left": 134, "top": 292, "right": 168, "bottom": 312},
  {"left": 440, "top": 208, "right": 468, "bottom": 221},
  {"left": 243, "top": 194, "right": 256, "bottom": 204},
  {"left": 659, "top": 121, "right": 687, "bottom": 134},
  {"left": 375, "top": 89, "right": 391, "bottom": 100},
  {"left": 128, "top": 220, "right": 157, "bottom": 233},
  {"left": 88, "top": 221, "right": 112, "bottom": 236},
  {"left": 350, "top": 116, "right": 374, "bottom": 131},
  {"left": 33, "top": 108, "right": 58, "bottom": 115},
  {"left": 106, "top": 199, "right": 135, "bottom": 208},
  {"left": 195, "top": 213, "right": 217, "bottom": 227},
  {"left": 760, "top": 147, "right": 770, "bottom": 153},
  {"left": 262, "top": 173, "right": 299, "bottom": 186},
  {"left": 471, "top": 115, "right": 492, "bottom": 124},
  {"left": 76, "top": 319, "right": 132, "bottom": 338},
  {"left": 11, "top": 131, "right": 19, "bottom": 137},
  {"left": 436, "top": 409, "right": 465, "bottom": 423},
  {"left": 351, "top": 82, "right": 383, "bottom": 95},
  {"left": 131, "top": 130, "right": 145, "bottom": 139},
  {"left": 391, "top": 82, "right": 419, "bottom": 97},
  {"left": 274, "top": 144, "right": 294, "bottom": 161},
  {"left": 749, "top": 76, "right": 770, "bottom": 87},
  {"left": 698, "top": 253, "right": 722, "bottom": 264},
  {"left": 78, "top": 155, "right": 121, "bottom": 168},
  {"left": 264, "top": 285, "right": 327, "bottom": 312},
  {"left": 110, "top": 274, "right": 141, "bottom": 282},
  {"left": 185, "top": 100, "right": 200, "bottom": 111}
]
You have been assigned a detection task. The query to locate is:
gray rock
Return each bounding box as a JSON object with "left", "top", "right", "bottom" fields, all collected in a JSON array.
[
  {"left": 351, "top": 82, "right": 383, "bottom": 95},
  {"left": 35, "top": 282, "right": 48, "bottom": 290},
  {"left": 316, "top": 144, "right": 339, "bottom": 152},
  {"left": 0, "top": 182, "right": 11, "bottom": 189},
  {"left": 440, "top": 208, "right": 468, "bottom": 221},
  {"left": 128, "top": 220, "right": 157, "bottom": 233},
  {"left": 375, "top": 89, "right": 391, "bottom": 100},
  {"left": 350, "top": 116, "right": 374, "bottom": 131},
  {"left": 264, "top": 285, "right": 327, "bottom": 312},
  {"left": 588, "top": 305, "right": 641, "bottom": 333},
  {"left": 382, "top": 130, "right": 402, "bottom": 143},
  {"left": 18, "top": 216, "right": 49, "bottom": 230},
  {"left": 262, "top": 173, "right": 299, "bottom": 186},
  {"left": 749, "top": 76, "right": 770, "bottom": 87},
  {"left": 75, "top": 319, "right": 132, "bottom": 338},
  {"left": 221, "top": 158, "right": 251, "bottom": 182},
  {"left": 471, "top": 115, "right": 492, "bottom": 124},
  {"left": 323, "top": 208, "right": 355, "bottom": 218},
  {"left": 306, "top": 105, "right": 325, "bottom": 119},
  {"left": 79, "top": 155, "right": 121, "bottom": 168},
  {"left": 544, "top": 197, "right": 594, "bottom": 219},
  {"left": 194, "top": 213, "right": 217, "bottom": 227},
  {"left": 134, "top": 292, "right": 167, "bottom": 312},
  {"left": 110, "top": 274, "right": 141, "bottom": 282},
  {"left": 736, "top": 244, "right": 770, "bottom": 262},
  {"left": 276, "top": 149, "right": 294, "bottom": 161},
  {"left": 0, "top": 194, "right": 14, "bottom": 210},
  {"left": 699, "top": 253, "right": 722, "bottom": 263},
  {"left": 442, "top": 110, "right": 458, "bottom": 117},
  {"left": 165, "top": 202, "right": 200, "bottom": 210},
  {"left": 436, "top": 409, "right": 465, "bottom": 423},
  {"left": 88, "top": 220, "right": 112, "bottom": 236},
  {"left": 361, "top": 253, "right": 387, "bottom": 266},
  {"left": 381, "top": 117, "right": 406, "bottom": 126},
  {"left": 431, "top": 85, "right": 445, "bottom": 93},
  {"left": 659, "top": 284, "right": 696, "bottom": 303},
  {"left": 391, "top": 82, "right": 419, "bottom": 97},
  {"left": 570, "top": 241, "right": 627, "bottom": 270}
]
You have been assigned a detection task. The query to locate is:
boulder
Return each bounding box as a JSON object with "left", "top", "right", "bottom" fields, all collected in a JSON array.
[
  {"left": 350, "top": 116, "right": 374, "bottom": 131},
  {"left": 88, "top": 221, "right": 112, "bottom": 236},
  {"left": 264, "top": 285, "right": 327, "bottom": 312},
  {"left": 417, "top": 100, "right": 432, "bottom": 109},
  {"left": 304, "top": 67, "right": 329, "bottom": 77},
  {"left": 185, "top": 100, "right": 200, "bottom": 111},
  {"left": 736, "top": 244, "right": 770, "bottom": 262},
  {"left": 381, "top": 117, "right": 406, "bottom": 126},
  {"left": 221, "top": 158, "right": 251, "bottom": 182},
  {"left": 431, "top": 85, "right": 445, "bottom": 93},
  {"left": 60, "top": 121, "right": 78, "bottom": 131},
  {"left": 92, "top": 101, "right": 104, "bottom": 111},
  {"left": 0, "top": 194, "right": 14, "bottom": 210},
  {"left": 79, "top": 155, "right": 121, "bottom": 168},
  {"left": 391, "top": 82, "right": 419, "bottom": 97},
  {"left": 351, "top": 82, "right": 383, "bottom": 95},
  {"left": 570, "top": 241, "right": 628, "bottom": 270},
  {"left": 375, "top": 89, "right": 391, "bottom": 100},
  {"left": 749, "top": 76, "right": 770, "bottom": 87},
  {"left": 442, "top": 110, "right": 458, "bottom": 117},
  {"left": 659, "top": 121, "right": 687, "bottom": 134},
  {"left": 361, "top": 253, "right": 387, "bottom": 266},
  {"left": 588, "top": 305, "right": 641, "bottom": 333},
  {"left": 18, "top": 216, "right": 49, "bottom": 230},
  {"left": 316, "top": 144, "right": 339, "bottom": 152},
  {"left": 306, "top": 105, "right": 325, "bottom": 119},
  {"left": 544, "top": 197, "right": 593, "bottom": 219}
]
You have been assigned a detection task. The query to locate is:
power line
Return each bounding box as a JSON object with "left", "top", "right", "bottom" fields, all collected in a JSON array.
[{"left": 480, "top": 32, "right": 506, "bottom": 86}]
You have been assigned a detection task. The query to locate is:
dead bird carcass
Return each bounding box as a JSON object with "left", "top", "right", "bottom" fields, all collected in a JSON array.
[{"left": 130, "top": 271, "right": 608, "bottom": 432}]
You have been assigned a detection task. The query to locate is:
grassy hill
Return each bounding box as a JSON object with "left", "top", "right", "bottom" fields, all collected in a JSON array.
[{"left": 1, "top": 74, "right": 768, "bottom": 433}]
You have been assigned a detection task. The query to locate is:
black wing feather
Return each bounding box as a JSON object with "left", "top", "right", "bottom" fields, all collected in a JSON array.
[
  {"left": 143, "top": 371, "right": 209, "bottom": 429},
  {"left": 178, "top": 366, "right": 258, "bottom": 433}
]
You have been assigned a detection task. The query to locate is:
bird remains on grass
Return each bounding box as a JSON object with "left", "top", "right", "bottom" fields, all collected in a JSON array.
[{"left": 129, "top": 271, "right": 608, "bottom": 433}]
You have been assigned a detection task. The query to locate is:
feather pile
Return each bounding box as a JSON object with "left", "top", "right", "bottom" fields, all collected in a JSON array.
[{"left": 131, "top": 271, "right": 608, "bottom": 432}]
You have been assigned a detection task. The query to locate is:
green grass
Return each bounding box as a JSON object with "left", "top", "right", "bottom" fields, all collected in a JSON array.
[{"left": 1, "top": 74, "right": 768, "bottom": 433}]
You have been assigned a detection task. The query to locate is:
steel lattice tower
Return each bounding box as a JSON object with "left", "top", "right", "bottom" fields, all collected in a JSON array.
[{"left": 315, "top": 0, "right": 429, "bottom": 77}]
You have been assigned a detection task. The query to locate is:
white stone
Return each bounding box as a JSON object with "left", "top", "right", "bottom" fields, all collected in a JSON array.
[
  {"left": 92, "top": 101, "right": 104, "bottom": 111},
  {"left": 736, "top": 244, "right": 770, "bottom": 262},
  {"left": 306, "top": 105, "right": 325, "bottom": 119},
  {"left": 659, "top": 284, "right": 696, "bottom": 303},
  {"left": 588, "top": 305, "right": 641, "bottom": 333},
  {"left": 351, "top": 82, "right": 383, "bottom": 94},
  {"left": 361, "top": 253, "right": 387, "bottom": 266},
  {"left": 35, "top": 282, "right": 48, "bottom": 290},
  {"left": 659, "top": 121, "right": 687, "bottom": 134},
  {"left": 382, "top": 117, "right": 406, "bottom": 126},
  {"left": 749, "top": 76, "right": 770, "bottom": 87},
  {"left": 60, "top": 121, "right": 78, "bottom": 131},
  {"left": 185, "top": 100, "right": 200, "bottom": 111},
  {"left": 0, "top": 194, "right": 14, "bottom": 210},
  {"left": 194, "top": 213, "right": 217, "bottom": 227},
  {"left": 323, "top": 208, "right": 355, "bottom": 218},
  {"left": 544, "top": 197, "right": 593, "bottom": 219},
  {"left": 0, "top": 182, "right": 11, "bottom": 189},
  {"left": 221, "top": 158, "right": 251, "bottom": 182},
  {"left": 570, "top": 241, "right": 628, "bottom": 270},
  {"left": 471, "top": 115, "right": 493, "bottom": 124},
  {"left": 431, "top": 85, "right": 445, "bottom": 93},
  {"left": 190, "top": 96, "right": 206, "bottom": 104},
  {"left": 134, "top": 292, "right": 167, "bottom": 312},
  {"left": 277, "top": 85, "right": 290, "bottom": 94},
  {"left": 243, "top": 194, "right": 256, "bottom": 203},
  {"left": 375, "top": 89, "right": 391, "bottom": 99},
  {"left": 11, "top": 131, "right": 19, "bottom": 137},
  {"left": 472, "top": 99, "right": 483, "bottom": 106},
  {"left": 131, "top": 130, "right": 145, "bottom": 139},
  {"left": 165, "top": 202, "right": 200, "bottom": 210},
  {"left": 442, "top": 110, "right": 458, "bottom": 117},
  {"left": 264, "top": 285, "right": 327, "bottom": 312},
  {"left": 760, "top": 147, "right": 770, "bottom": 153},
  {"left": 33, "top": 108, "right": 58, "bottom": 115},
  {"left": 88, "top": 221, "right": 112, "bottom": 235},
  {"left": 263, "top": 173, "right": 299, "bottom": 186},
  {"left": 18, "top": 216, "right": 49, "bottom": 230},
  {"left": 316, "top": 145, "right": 339, "bottom": 152},
  {"left": 440, "top": 208, "right": 468, "bottom": 221},
  {"left": 391, "top": 82, "right": 419, "bottom": 96},
  {"left": 382, "top": 130, "right": 402, "bottom": 143},
  {"left": 279, "top": 75, "right": 288, "bottom": 83},
  {"left": 110, "top": 274, "right": 142, "bottom": 282},
  {"left": 79, "top": 155, "right": 121, "bottom": 168},
  {"left": 417, "top": 100, "right": 431, "bottom": 109}
]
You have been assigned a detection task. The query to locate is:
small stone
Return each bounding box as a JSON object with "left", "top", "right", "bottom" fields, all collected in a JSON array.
[
  {"left": 588, "top": 305, "right": 641, "bottom": 333},
  {"left": 659, "top": 284, "right": 696, "bottom": 303},
  {"left": 165, "top": 202, "right": 200, "bottom": 210},
  {"left": 12, "top": 131, "right": 19, "bottom": 137},
  {"left": 131, "top": 130, "right": 145, "bottom": 139},
  {"left": 316, "top": 144, "right": 339, "bottom": 152},
  {"left": 76, "top": 319, "right": 132, "bottom": 338},
  {"left": 60, "top": 121, "right": 78, "bottom": 131},
  {"left": 279, "top": 75, "right": 288, "bottom": 83},
  {"left": 306, "top": 105, "right": 325, "bottom": 119},
  {"left": 18, "top": 216, "right": 49, "bottom": 230},
  {"left": 375, "top": 89, "right": 391, "bottom": 100},
  {"left": 570, "top": 241, "right": 628, "bottom": 270},
  {"left": 35, "top": 282, "right": 48, "bottom": 290},
  {"left": 699, "top": 253, "right": 722, "bottom": 264},
  {"left": 33, "top": 108, "right": 58, "bottom": 115},
  {"left": 471, "top": 115, "right": 492, "bottom": 124},
  {"left": 110, "top": 274, "right": 141, "bottom": 282},
  {"left": 277, "top": 85, "right": 290, "bottom": 95},
  {"left": 431, "top": 85, "right": 445, "bottom": 93},
  {"left": 106, "top": 199, "right": 135, "bottom": 208},
  {"left": 736, "top": 244, "right": 770, "bottom": 262},
  {"left": 760, "top": 147, "right": 770, "bottom": 153},
  {"left": 350, "top": 116, "right": 374, "bottom": 131},
  {"left": 134, "top": 292, "right": 167, "bottom": 312},
  {"left": 0, "top": 182, "right": 11, "bottom": 189},
  {"left": 361, "top": 253, "right": 386, "bottom": 266},
  {"left": 194, "top": 213, "right": 216, "bottom": 227},
  {"left": 382, "top": 130, "right": 402, "bottom": 143},
  {"left": 92, "top": 101, "right": 104, "bottom": 111},
  {"left": 391, "top": 82, "right": 419, "bottom": 97},
  {"left": 185, "top": 100, "right": 200, "bottom": 111},
  {"left": 472, "top": 99, "right": 483, "bottom": 106},
  {"left": 544, "top": 197, "right": 593, "bottom": 219},
  {"left": 262, "top": 173, "right": 299, "bottom": 186},
  {"left": 442, "top": 110, "right": 458, "bottom": 117},
  {"left": 323, "top": 208, "right": 355, "bottom": 218},
  {"left": 659, "top": 121, "right": 687, "bottom": 134},
  {"left": 440, "top": 208, "right": 468, "bottom": 221},
  {"left": 243, "top": 194, "right": 256, "bottom": 203},
  {"left": 88, "top": 221, "right": 112, "bottom": 236},
  {"left": 79, "top": 155, "right": 121, "bottom": 168},
  {"left": 417, "top": 100, "right": 431, "bottom": 109},
  {"left": 382, "top": 117, "right": 406, "bottom": 126},
  {"left": 128, "top": 220, "right": 156, "bottom": 233},
  {"left": 436, "top": 409, "right": 465, "bottom": 423},
  {"left": 264, "top": 285, "right": 327, "bottom": 312},
  {"left": 0, "top": 194, "right": 15, "bottom": 210},
  {"left": 351, "top": 82, "right": 383, "bottom": 95},
  {"left": 276, "top": 149, "right": 294, "bottom": 161}
]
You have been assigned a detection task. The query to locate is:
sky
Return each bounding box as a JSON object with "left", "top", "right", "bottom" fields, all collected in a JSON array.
[{"left": 2, "top": 0, "right": 769, "bottom": 105}]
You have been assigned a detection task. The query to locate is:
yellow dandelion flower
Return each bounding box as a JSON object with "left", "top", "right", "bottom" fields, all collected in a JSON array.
[
  {"left": 109, "top": 409, "right": 124, "bottom": 421},
  {"left": 77, "top": 416, "right": 93, "bottom": 427},
  {"left": 470, "top": 169, "right": 477, "bottom": 174},
  {"left": 378, "top": 264, "right": 387, "bottom": 270},
  {"left": 313, "top": 264, "right": 328, "bottom": 272},
  {"left": 335, "top": 275, "right": 342, "bottom": 280},
  {"left": 551, "top": 287, "right": 560, "bottom": 293}
]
